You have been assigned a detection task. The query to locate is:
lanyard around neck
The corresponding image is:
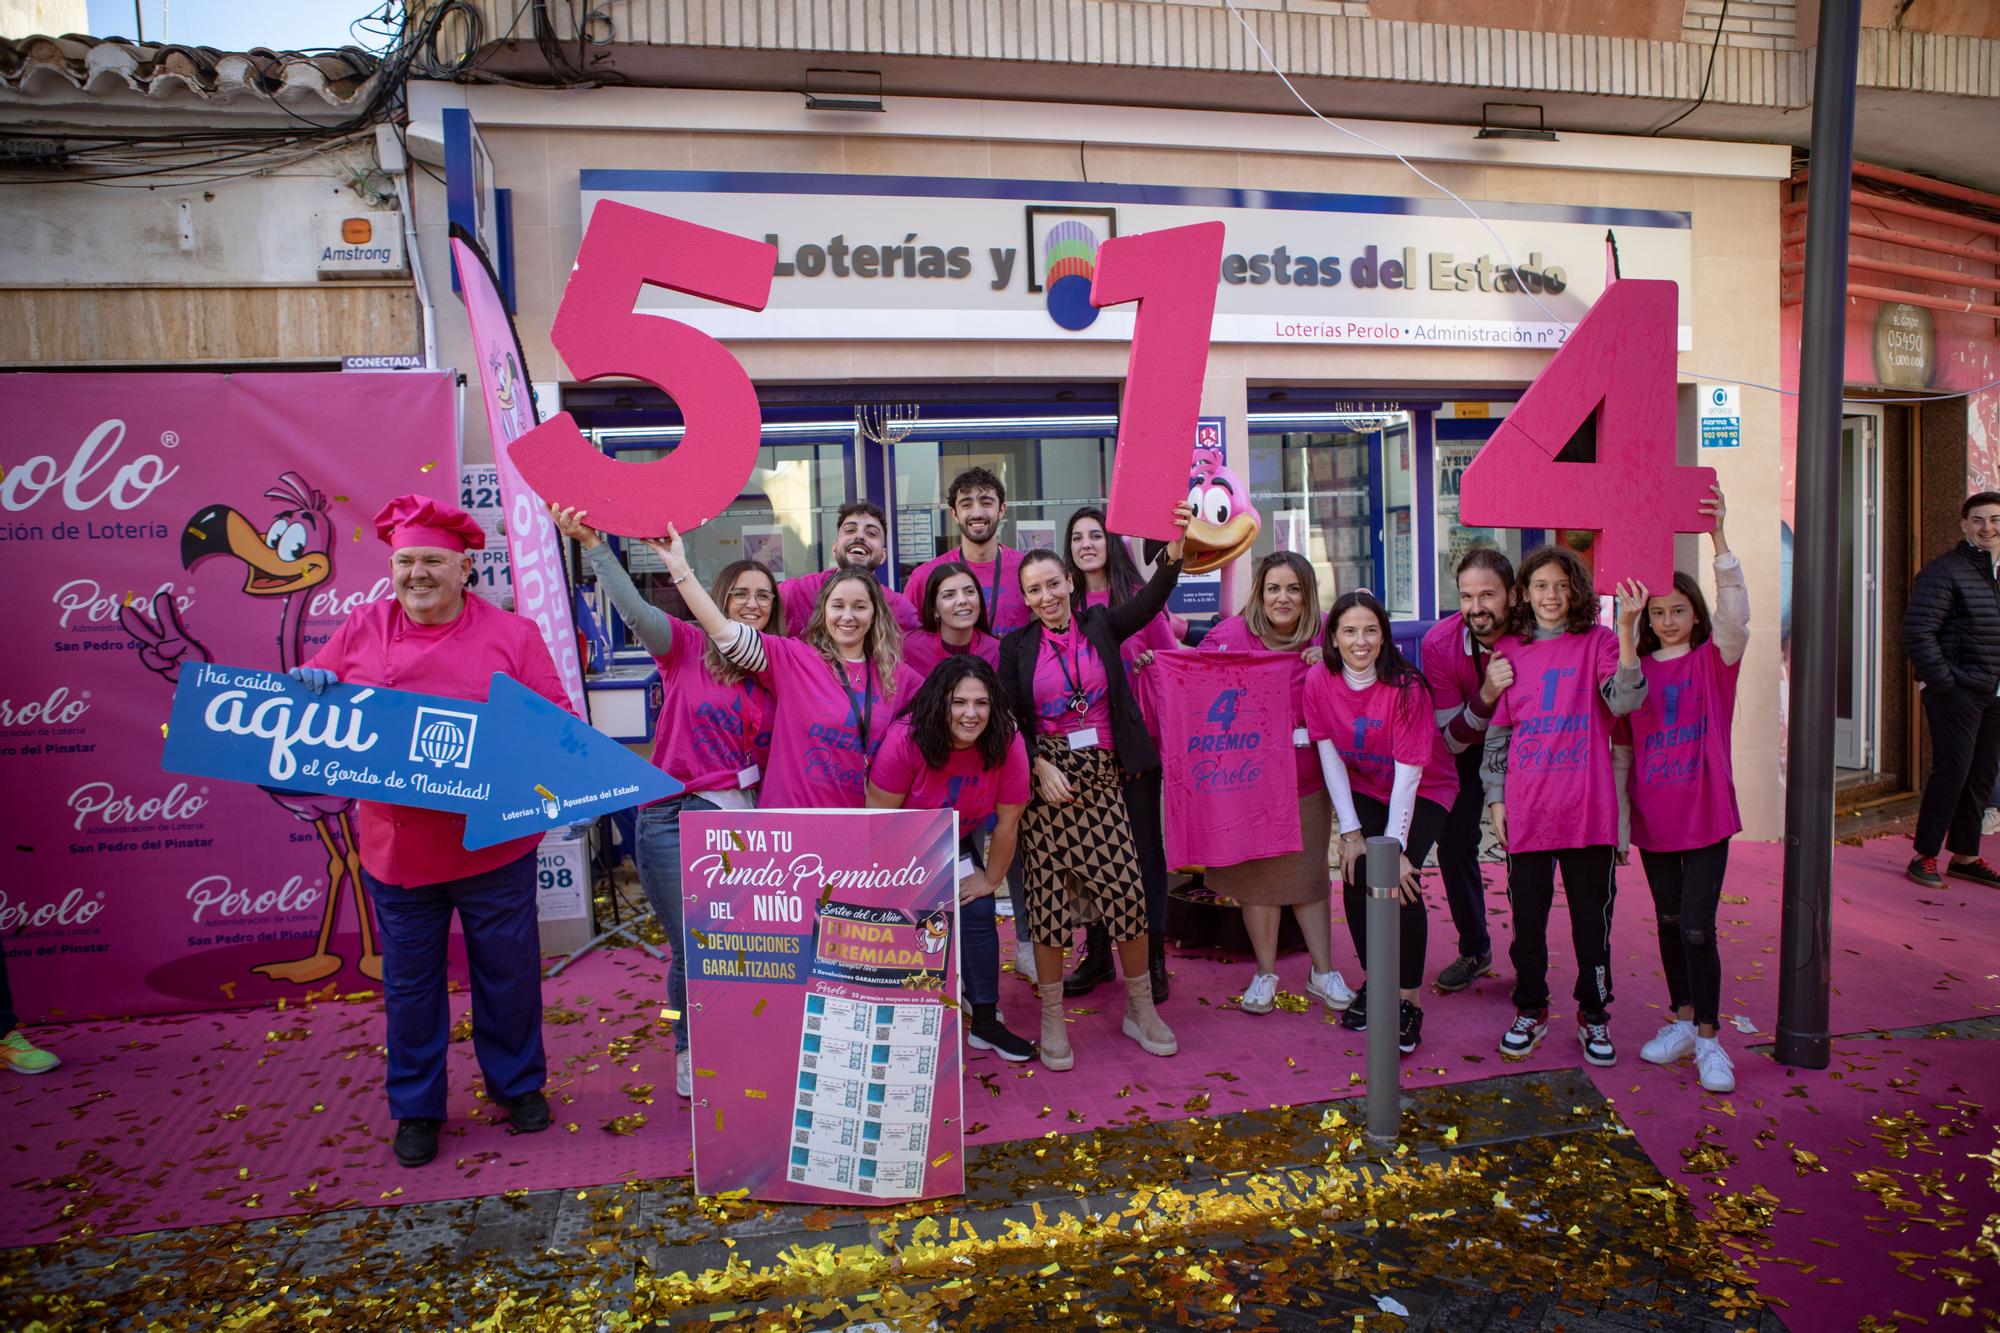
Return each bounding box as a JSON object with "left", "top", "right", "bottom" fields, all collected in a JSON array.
[
  {"left": 1049, "top": 629, "right": 1090, "bottom": 715},
  {"left": 827, "top": 656, "right": 876, "bottom": 753}
]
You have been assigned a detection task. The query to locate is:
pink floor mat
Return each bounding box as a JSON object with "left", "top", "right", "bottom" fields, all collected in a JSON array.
[
  {"left": 1591, "top": 1037, "right": 2000, "bottom": 1329},
  {"left": 5, "top": 835, "right": 1997, "bottom": 1251}
]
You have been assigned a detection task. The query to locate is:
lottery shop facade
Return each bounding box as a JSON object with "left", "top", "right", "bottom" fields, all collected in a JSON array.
[{"left": 409, "top": 83, "right": 1795, "bottom": 838}]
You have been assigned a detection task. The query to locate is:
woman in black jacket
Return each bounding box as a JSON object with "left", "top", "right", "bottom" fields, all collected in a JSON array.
[{"left": 999, "top": 502, "right": 1190, "bottom": 1071}]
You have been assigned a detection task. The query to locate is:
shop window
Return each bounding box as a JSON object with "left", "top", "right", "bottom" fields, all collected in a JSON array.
[
  {"left": 890, "top": 433, "right": 1115, "bottom": 584},
  {"left": 1249, "top": 418, "right": 1418, "bottom": 618},
  {"left": 1433, "top": 420, "right": 1524, "bottom": 608}
]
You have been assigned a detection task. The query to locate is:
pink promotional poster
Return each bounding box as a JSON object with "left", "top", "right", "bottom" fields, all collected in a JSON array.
[
  {"left": 679, "top": 808, "right": 964, "bottom": 1204},
  {"left": 1153, "top": 651, "right": 1303, "bottom": 870},
  {"left": 0, "top": 371, "right": 458, "bottom": 1022}
]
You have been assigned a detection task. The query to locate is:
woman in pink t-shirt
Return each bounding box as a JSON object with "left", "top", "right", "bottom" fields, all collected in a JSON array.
[
  {"left": 867, "top": 655, "right": 1033, "bottom": 1063},
  {"left": 902, "top": 562, "right": 1001, "bottom": 679},
  {"left": 654, "top": 525, "right": 920, "bottom": 810},
  {"left": 552, "top": 505, "right": 779, "bottom": 1102},
  {"left": 1304, "top": 590, "right": 1460, "bottom": 1056},
  {"left": 1061, "top": 505, "right": 1182, "bottom": 1004},
  {"left": 1198, "top": 553, "right": 1356, "bottom": 1020},
  {"left": 1481, "top": 545, "right": 1647, "bottom": 1067},
  {"left": 1627, "top": 486, "right": 1748, "bottom": 1096}
]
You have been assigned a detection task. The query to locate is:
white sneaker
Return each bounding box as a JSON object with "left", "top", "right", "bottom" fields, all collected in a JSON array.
[
  {"left": 1013, "top": 939, "right": 1039, "bottom": 985},
  {"left": 1306, "top": 968, "right": 1355, "bottom": 1013},
  {"left": 1238, "top": 971, "right": 1280, "bottom": 1014},
  {"left": 1984, "top": 807, "right": 2000, "bottom": 837},
  {"left": 1694, "top": 1036, "right": 1735, "bottom": 1093},
  {"left": 1639, "top": 1019, "right": 1697, "bottom": 1066},
  {"left": 675, "top": 1049, "right": 692, "bottom": 1099}
]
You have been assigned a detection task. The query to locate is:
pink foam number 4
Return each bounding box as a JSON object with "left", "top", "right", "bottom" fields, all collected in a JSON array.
[
  {"left": 1456, "top": 278, "right": 1714, "bottom": 592},
  {"left": 506, "top": 201, "right": 777, "bottom": 537},
  {"left": 1090, "top": 221, "right": 1226, "bottom": 543}
]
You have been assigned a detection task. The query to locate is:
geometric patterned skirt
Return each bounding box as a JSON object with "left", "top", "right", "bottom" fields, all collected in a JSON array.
[{"left": 1018, "top": 735, "right": 1147, "bottom": 948}]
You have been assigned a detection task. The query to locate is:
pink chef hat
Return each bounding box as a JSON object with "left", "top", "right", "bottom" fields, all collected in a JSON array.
[{"left": 373, "top": 493, "right": 487, "bottom": 552}]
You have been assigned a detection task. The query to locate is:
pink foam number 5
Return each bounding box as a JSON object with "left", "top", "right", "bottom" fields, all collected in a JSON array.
[
  {"left": 507, "top": 200, "right": 777, "bottom": 537},
  {"left": 1456, "top": 278, "right": 1714, "bottom": 592},
  {"left": 1090, "top": 221, "right": 1226, "bottom": 543}
]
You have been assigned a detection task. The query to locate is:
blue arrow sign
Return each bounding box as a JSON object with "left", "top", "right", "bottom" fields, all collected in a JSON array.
[{"left": 161, "top": 663, "right": 680, "bottom": 850}]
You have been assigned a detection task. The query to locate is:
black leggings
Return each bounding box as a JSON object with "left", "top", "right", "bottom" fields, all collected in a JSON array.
[
  {"left": 1121, "top": 768, "right": 1170, "bottom": 933},
  {"left": 1638, "top": 840, "right": 1729, "bottom": 1029},
  {"left": 1505, "top": 845, "right": 1617, "bottom": 1019},
  {"left": 1342, "top": 793, "right": 1447, "bottom": 991}
]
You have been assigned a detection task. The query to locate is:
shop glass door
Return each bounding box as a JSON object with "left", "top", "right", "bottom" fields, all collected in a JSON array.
[
  {"left": 1836, "top": 411, "right": 1880, "bottom": 772},
  {"left": 1249, "top": 414, "right": 1413, "bottom": 615},
  {"left": 888, "top": 428, "right": 1116, "bottom": 586}
]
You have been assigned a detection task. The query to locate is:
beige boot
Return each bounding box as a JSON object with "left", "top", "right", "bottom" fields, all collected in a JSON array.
[
  {"left": 1121, "top": 974, "right": 1178, "bottom": 1056},
  {"left": 1037, "top": 982, "right": 1074, "bottom": 1071}
]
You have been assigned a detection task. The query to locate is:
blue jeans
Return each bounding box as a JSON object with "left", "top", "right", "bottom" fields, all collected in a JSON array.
[
  {"left": 367, "top": 850, "right": 544, "bottom": 1122},
  {"left": 634, "top": 793, "right": 721, "bottom": 1054},
  {"left": 961, "top": 838, "right": 999, "bottom": 1007}
]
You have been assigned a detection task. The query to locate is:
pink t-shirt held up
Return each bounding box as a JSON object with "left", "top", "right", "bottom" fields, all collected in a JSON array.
[
  {"left": 1201, "top": 614, "right": 1318, "bottom": 789},
  {"left": 1151, "top": 651, "right": 1303, "bottom": 868},
  {"left": 307, "top": 593, "right": 572, "bottom": 888},
  {"left": 1029, "top": 626, "right": 1113, "bottom": 746},
  {"left": 906, "top": 547, "right": 1031, "bottom": 636},
  {"left": 1488, "top": 626, "right": 1621, "bottom": 853},
  {"left": 1301, "top": 668, "right": 1459, "bottom": 808},
  {"left": 649, "top": 626, "right": 773, "bottom": 799},
  {"left": 755, "top": 635, "right": 922, "bottom": 809},
  {"left": 779, "top": 568, "right": 920, "bottom": 638},
  {"left": 1627, "top": 642, "right": 1742, "bottom": 853},
  {"left": 901, "top": 629, "right": 1001, "bottom": 679},
  {"left": 869, "top": 718, "right": 1030, "bottom": 834}
]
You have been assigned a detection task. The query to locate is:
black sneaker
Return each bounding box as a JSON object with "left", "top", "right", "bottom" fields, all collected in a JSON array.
[
  {"left": 1946, "top": 856, "right": 2000, "bottom": 888},
  {"left": 1906, "top": 855, "right": 1944, "bottom": 888},
  {"left": 394, "top": 1117, "right": 440, "bottom": 1168},
  {"left": 1339, "top": 989, "right": 1368, "bottom": 1032},
  {"left": 1398, "top": 1001, "right": 1423, "bottom": 1055},
  {"left": 504, "top": 1089, "right": 552, "bottom": 1134},
  {"left": 966, "top": 1007, "right": 1036, "bottom": 1063},
  {"left": 1434, "top": 952, "right": 1491, "bottom": 993}
]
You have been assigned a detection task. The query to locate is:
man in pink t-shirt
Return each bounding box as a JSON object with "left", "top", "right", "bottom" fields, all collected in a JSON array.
[
  {"left": 779, "top": 501, "right": 920, "bottom": 636},
  {"left": 904, "top": 467, "right": 1032, "bottom": 636},
  {"left": 299, "top": 494, "right": 572, "bottom": 1170}
]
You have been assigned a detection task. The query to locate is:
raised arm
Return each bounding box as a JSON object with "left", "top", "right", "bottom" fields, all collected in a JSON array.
[
  {"left": 1702, "top": 485, "right": 1750, "bottom": 666},
  {"left": 650, "top": 524, "right": 767, "bottom": 674},
  {"left": 553, "top": 505, "right": 677, "bottom": 657},
  {"left": 1105, "top": 502, "right": 1195, "bottom": 643},
  {"left": 1602, "top": 607, "right": 1648, "bottom": 718}
]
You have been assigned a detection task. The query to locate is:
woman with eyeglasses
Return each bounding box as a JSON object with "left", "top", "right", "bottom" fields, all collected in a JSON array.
[
  {"left": 902, "top": 561, "right": 1001, "bottom": 678},
  {"left": 656, "top": 524, "right": 921, "bottom": 810},
  {"left": 1059, "top": 506, "right": 1182, "bottom": 1004},
  {"left": 550, "top": 504, "right": 781, "bottom": 1102},
  {"left": 867, "top": 655, "right": 1034, "bottom": 1062},
  {"left": 999, "top": 502, "right": 1192, "bottom": 1070}
]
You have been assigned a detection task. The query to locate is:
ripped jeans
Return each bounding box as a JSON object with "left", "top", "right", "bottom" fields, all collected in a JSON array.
[{"left": 1638, "top": 839, "right": 1730, "bottom": 1029}]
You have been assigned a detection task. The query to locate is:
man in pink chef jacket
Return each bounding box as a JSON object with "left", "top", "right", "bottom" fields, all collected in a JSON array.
[{"left": 293, "top": 494, "right": 573, "bottom": 1169}]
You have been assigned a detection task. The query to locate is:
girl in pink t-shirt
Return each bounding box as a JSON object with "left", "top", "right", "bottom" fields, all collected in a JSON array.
[
  {"left": 1305, "top": 590, "right": 1459, "bottom": 1056},
  {"left": 551, "top": 504, "right": 782, "bottom": 1101},
  {"left": 1062, "top": 505, "right": 1183, "bottom": 1004},
  {"left": 1627, "top": 486, "right": 1748, "bottom": 1096},
  {"left": 902, "top": 562, "right": 1001, "bottom": 679},
  {"left": 1196, "top": 553, "right": 1354, "bottom": 1022},
  {"left": 868, "top": 655, "right": 1034, "bottom": 1063},
  {"left": 655, "top": 526, "right": 920, "bottom": 810},
  {"left": 1481, "top": 545, "right": 1647, "bottom": 1068}
]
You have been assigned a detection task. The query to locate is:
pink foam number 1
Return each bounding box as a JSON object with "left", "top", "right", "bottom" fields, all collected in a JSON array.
[
  {"left": 507, "top": 200, "right": 777, "bottom": 537},
  {"left": 1456, "top": 278, "right": 1714, "bottom": 592},
  {"left": 1091, "top": 221, "right": 1226, "bottom": 543}
]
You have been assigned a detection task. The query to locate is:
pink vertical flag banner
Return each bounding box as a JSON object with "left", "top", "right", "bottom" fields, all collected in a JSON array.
[
  {"left": 1152, "top": 651, "right": 1303, "bottom": 869},
  {"left": 449, "top": 237, "right": 586, "bottom": 715},
  {"left": 0, "top": 371, "right": 457, "bottom": 1021},
  {"left": 681, "top": 808, "right": 964, "bottom": 1204}
]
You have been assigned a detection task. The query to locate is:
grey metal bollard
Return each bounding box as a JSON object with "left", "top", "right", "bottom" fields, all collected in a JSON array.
[{"left": 1364, "top": 835, "right": 1402, "bottom": 1144}]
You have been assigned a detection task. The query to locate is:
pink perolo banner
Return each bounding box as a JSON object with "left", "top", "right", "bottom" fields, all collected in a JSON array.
[
  {"left": 1153, "top": 652, "right": 1303, "bottom": 869},
  {"left": 681, "top": 808, "right": 964, "bottom": 1204},
  {"left": 0, "top": 371, "right": 458, "bottom": 1021},
  {"left": 450, "top": 237, "right": 586, "bottom": 715}
]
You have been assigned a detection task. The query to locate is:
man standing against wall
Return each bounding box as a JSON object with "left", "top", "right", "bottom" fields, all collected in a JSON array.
[
  {"left": 1902, "top": 491, "right": 2000, "bottom": 890},
  {"left": 905, "top": 468, "right": 1033, "bottom": 636},
  {"left": 778, "top": 501, "right": 921, "bottom": 635},
  {"left": 1421, "top": 549, "right": 1517, "bottom": 989}
]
